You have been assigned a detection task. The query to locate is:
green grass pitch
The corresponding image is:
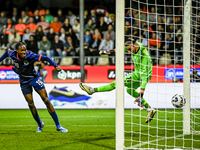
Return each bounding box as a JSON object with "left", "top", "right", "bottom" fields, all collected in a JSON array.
[{"left": 0, "top": 109, "right": 199, "bottom": 150}]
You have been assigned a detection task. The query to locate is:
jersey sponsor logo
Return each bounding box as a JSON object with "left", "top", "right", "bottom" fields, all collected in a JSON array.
[
  {"left": 53, "top": 70, "right": 87, "bottom": 80},
  {"left": 108, "top": 70, "right": 132, "bottom": 79},
  {"left": 23, "top": 60, "right": 29, "bottom": 65}
]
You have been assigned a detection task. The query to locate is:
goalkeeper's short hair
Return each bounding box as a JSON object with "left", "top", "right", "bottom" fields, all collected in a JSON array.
[{"left": 125, "top": 39, "right": 136, "bottom": 46}]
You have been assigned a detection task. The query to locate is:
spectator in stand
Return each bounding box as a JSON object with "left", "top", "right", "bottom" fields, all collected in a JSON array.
[
  {"left": 0, "top": 28, "right": 8, "bottom": 50},
  {"left": 93, "top": 28, "right": 102, "bottom": 40},
  {"left": 84, "top": 10, "right": 89, "bottom": 25},
  {"left": 38, "top": 35, "right": 51, "bottom": 57},
  {"left": 96, "top": 16, "right": 108, "bottom": 36},
  {"left": 84, "top": 30, "right": 92, "bottom": 49},
  {"left": 99, "top": 34, "right": 114, "bottom": 51},
  {"left": 8, "top": 28, "right": 21, "bottom": 49},
  {"left": 59, "top": 28, "right": 67, "bottom": 43},
  {"left": 149, "top": 33, "right": 161, "bottom": 62},
  {"left": 25, "top": 6, "right": 34, "bottom": 17},
  {"left": 87, "top": 30, "right": 101, "bottom": 65},
  {"left": 62, "top": 18, "right": 72, "bottom": 34},
  {"left": 167, "top": 24, "right": 175, "bottom": 41},
  {"left": 110, "top": 14, "right": 115, "bottom": 31},
  {"left": 45, "top": 9, "right": 54, "bottom": 24},
  {"left": 90, "top": 10, "right": 96, "bottom": 24},
  {"left": 33, "top": 9, "right": 41, "bottom": 24},
  {"left": 135, "top": 8, "right": 147, "bottom": 22},
  {"left": 26, "top": 17, "right": 37, "bottom": 33},
  {"left": 51, "top": 34, "right": 64, "bottom": 57},
  {"left": 49, "top": 17, "right": 61, "bottom": 34},
  {"left": 66, "top": 28, "right": 79, "bottom": 48},
  {"left": 142, "top": 5, "right": 149, "bottom": 16},
  {"left": 0, "top": 11, "right": 7, "bottom": 33},
  {"left": 125, "top": 9, "right": 135, "bottom": 25},
  {"left": 148, "top": 7, "right": 157, "bottom": 28},
  {"left": 104, "top": 12, "right": 112, "bottom": 25},
  {"left": 11, "top": 9, "right": 19, "bottom": 25},
  {"left": 5, "top": 18, "right": 13, "bottom": 34},
  {"left": 22, "top": 27, "right": 33, "bottom": 42},
  {"left": 174, "top": 16, "right": 182, "bottom": 31},
  {"left": 176, "top": 25, "right": 183, "bottom": 37},
  {"left": 161, "top": 33, "right": 174, "bottom": 56},
  {"left": 15, "top": 18, "right": 27, "bottom": 36},
  {"left": 39, "top": 7, "right": 46, "bottom": 16},
  {"left": 163, "top": 8, "right": 173, "bottom": 25},
  {"left": 84, "top": 19, "right": 95, "bottom": 33},
  {"left": 35, "top": 25, "right": 44, "bottom": 42},
  {"left": 57, "top": 9, "right": 65, "bottom": 23},
  {"left": 103, "top": 24, "right": 115, "bottom": 42},
  {"left": 72, "top": 19, "right": 80, "bottom": 39},
  {"left": 63, "top": 36, "right": 76, "bottom": 57},
  {"left": 157, "top": 25, "right": 165, "bottom": 41},
  {"left": 46, "top": 27, "right": 55, "bottom": 43},
  {"left": 67, "top": 10, "right": 76, "bottom": 27},
  {"left": 37, "top": 15, "right": 49, "bottom": 34},
  {"left": 21, "top": 10, "right": 29, "bottom": 24},
  {"left": 26, "top": 35, "right": 38, "bottom": 53}
]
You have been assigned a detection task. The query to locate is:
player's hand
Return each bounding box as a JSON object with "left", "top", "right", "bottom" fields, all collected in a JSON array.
[
  {"left": 99, "top": 49, "right": 111, "bottom": 55},
  {"left": 55, "top": 67, "right": 62, "bottom": 72}
]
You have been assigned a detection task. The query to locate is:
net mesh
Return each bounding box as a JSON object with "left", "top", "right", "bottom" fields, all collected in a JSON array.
[{"left": 123, "top": 0, "right": 200, "bottom": 149}]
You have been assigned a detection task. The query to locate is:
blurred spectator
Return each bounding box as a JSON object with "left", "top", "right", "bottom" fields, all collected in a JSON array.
[
  {"left": 90, "top": 10, "right": 96, "bottom": 24},
  {"left": 99, "top": 34, "right": 114, "bottom": 50},
  {"left": 21, "top": 10, "right": 29, "bottom": 24},
  {"left": 59, "top": 28, "right": 67, "bottom": 43},
  {"left": 84, "top": 10, "right": 89, "bottom": 25},
  {"left": 49, "top": 17, "right": 61, "bottom": 33},
  {"left": 141, "top": 23, "right": 149, "bottom": 39},
  {"left": 38, "top": 35, "right": 51, "bottom": 57},
  {"left": 22, "top": 27, "right": 33, "bottom": 42},
  {"left": 142, "top": 5, "right": 149, "bottom": 16},
  {"left": 66, "top": 28, "right": 79, "bottom": 48},
  {"left": 8, "top": 28, "right": 21, "bottom": 49},
  {"left": 136, "top": 35, "right": 148, "bottom": 47},
  {"left": 96, "top": 16, "right": 108, "bottom": 35},
  {"left": 110, "top": 14, "right": 115, "bottom": 31},
  {"left": 104, "top": 12, "right": 112, "bottom": 25},
  {"left": 161, "top": 33, "right": 174, "bottom": 56},
  {"left": 125, "top": 9, "right": 134, "bottom": 25},
  {"left": 5, "top": 18, "right": 13, "bottom": 34},
  {"left": 45, "top": 9, "right": 54, "bottom": 24},
  {"left": 84, "top": 30, "right": 92, "bottom": 48},
  {"left": 190, "top": 69, "right": 200, "bottom": 82},
  {"left": 39, "top": 7, "right": 46, "bottom": 16},
  {"left": 103, "top": 24, "right": 115, "bottom": 41},
  {"left": 135, "top": 8, "right": 147, "bottom": 22},
  {"left": 57, "top": 9, "right": 65, "bottom": 23},
  {"left": 167, "top": 24, "right": 175, "bottom": 40},
  {"left": 62, "top": 18, "right": 72, "bottom": 34},
  {"left": 157, "top": 25, "right": 165, "bottom": 40},
  {"left": 93, "top": 28, "right": 102, "bottom": 40},
  {"left": 51, "top": 34, "right": 64, "bottom": 56},
  {"left": 163, "top": 8, "right": 173, "bottom": 25},
  {"left": 26, "top": 35, "right": 38, "bottom": 53},
  {"left": 35, "top": 25, "right": 44, "bottom": 42},
  {"left": 67, "top": 10, "right": 76, "bottom": 27},
  {"left": 149, "top": 33, "right": 161, "bottom": 58},
  {"left": 148, "top": 7, "right": 156, "bottom": 26},
  {"left": 26, "top": 17, "right": 37, "bottom": 33},
  {"left": 0, "top": 28, "right": 8, "bottom": 50},
  {"left": 174, "top": 16, "right": 182, "bottom": 31},
  {"left": 25, "top": 6, "right": 33, "bottom": 17},
  {"left": 0, "top": 11, "right": 7, "bottom": 33},
  {"left": 46, "top": 27, "right": 55, "bottom": 43},
  {"left": 63, "top": 36, "right": 76, "bottom": 57},
  {"left": 11, "top": 10, "right": 19, "bottom": 25},
  {"left": 33, "top": 9, "right": 41, "bottom": 24},
  {"left": 176, "top": 25, "right": 183, "bottom": 37},
  {"left": 72, "top": 19, "right": 80, "bottom": 39},
  {"left": 175, "top": 34, "right": 183, "bottom": 64},
  {"left": 84, "top": 19, "right": 95, "bottom": 33},
  {"left": 37, "top": 15, "right": 49, "bottom": 34},
  {"left": 15, "top": 18, "right": 27, "bottom": 36}
]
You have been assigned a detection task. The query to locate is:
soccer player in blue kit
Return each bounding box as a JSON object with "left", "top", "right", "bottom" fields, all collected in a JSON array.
[{"left": 0, "top": 42, "right": 68, "bottom": 133}]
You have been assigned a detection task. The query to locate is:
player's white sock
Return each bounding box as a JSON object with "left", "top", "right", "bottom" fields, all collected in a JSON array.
[{"left": 90, "top": 88, "right": 94, "bottom": 93}]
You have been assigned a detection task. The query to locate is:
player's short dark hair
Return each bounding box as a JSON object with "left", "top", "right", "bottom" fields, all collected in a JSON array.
[
  {"left": 125, "top": 39, "right": 136, "bottom": 46},
  {"left": 15, "top": 42, "right": 26, "bottom": 50}
]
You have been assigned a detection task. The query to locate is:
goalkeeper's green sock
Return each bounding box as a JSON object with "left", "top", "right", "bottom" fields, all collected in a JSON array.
[
  {"left": 126, "top": 89, "right": 150, "bottom": 109},
  {"left": 94, "top": 81, "right": 116, "bottom": 92}
]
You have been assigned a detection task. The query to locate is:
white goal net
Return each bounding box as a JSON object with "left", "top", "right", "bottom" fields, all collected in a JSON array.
[{"left": 116, "top": 0, "right": 200, "bottom": 149}]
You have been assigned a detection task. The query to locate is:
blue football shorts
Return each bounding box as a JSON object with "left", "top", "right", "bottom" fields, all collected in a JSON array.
[{"left": 20, "top": 76, "right": 45, "bottom": 95}]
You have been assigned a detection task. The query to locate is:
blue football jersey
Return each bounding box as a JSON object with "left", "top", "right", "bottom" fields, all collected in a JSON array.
[{"left": 8, "top": 50, "right": 42, "bottom": 77}]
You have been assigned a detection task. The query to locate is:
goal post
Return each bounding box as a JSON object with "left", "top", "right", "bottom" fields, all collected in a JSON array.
[
  {"left": 115, "top": 0, "right": 125, "bottom": 149},
  {"left": 183, "top": 0, "right": 191, "bottom": 135}
]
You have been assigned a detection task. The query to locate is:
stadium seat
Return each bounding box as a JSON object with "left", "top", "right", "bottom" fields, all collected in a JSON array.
[
  {"left": 97, "top": 55, "right": 110, "bottom": 66},
  {"left": 60, "top": 57, "right": 73, "bottom": 66}
]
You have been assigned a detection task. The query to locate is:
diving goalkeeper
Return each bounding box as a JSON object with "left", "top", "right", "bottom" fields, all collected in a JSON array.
[{"left": 79, "top": 40, "right": 156, "bottom": 123}]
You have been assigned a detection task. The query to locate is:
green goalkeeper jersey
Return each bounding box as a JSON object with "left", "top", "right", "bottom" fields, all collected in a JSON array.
[{"left": 124, "top": 42, "right": 153, "bottom": 89}]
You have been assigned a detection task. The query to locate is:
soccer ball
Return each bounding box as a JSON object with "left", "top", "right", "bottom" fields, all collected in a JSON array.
[{"left": 171, "top": 94, "right": 186, "bottom": 108}]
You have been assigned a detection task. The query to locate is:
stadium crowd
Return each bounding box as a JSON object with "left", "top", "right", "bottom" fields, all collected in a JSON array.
[{"left": 0, "top": 0, "right": 198, "bottom": 65}]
